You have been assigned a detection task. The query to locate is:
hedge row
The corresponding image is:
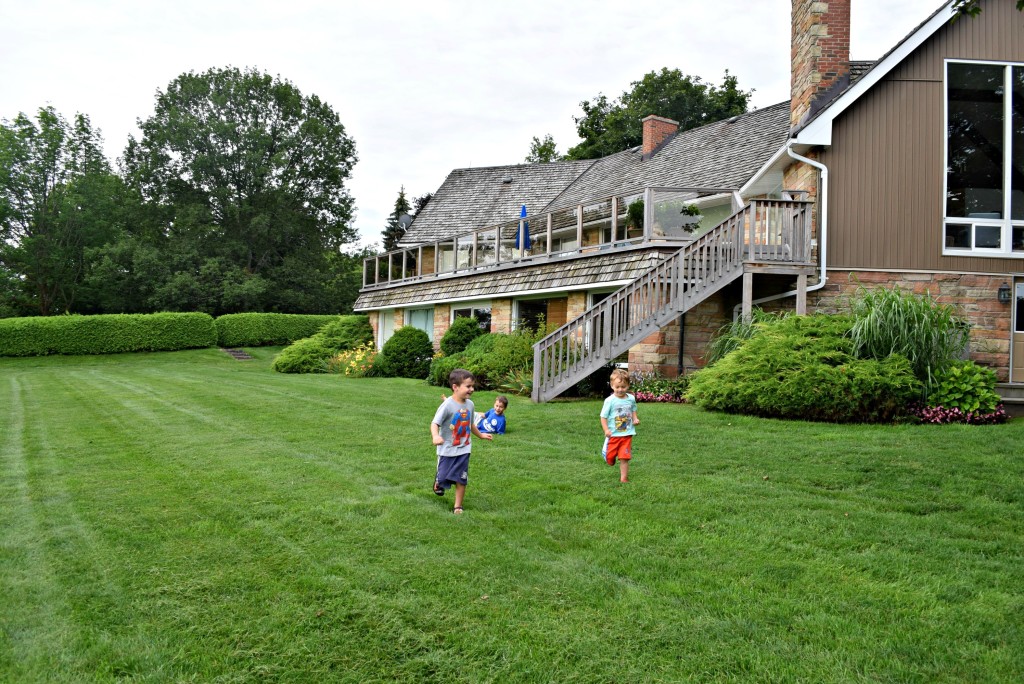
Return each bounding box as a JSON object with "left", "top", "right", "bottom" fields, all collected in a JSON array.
[
  {"left": 215, "top": 313, "right": 342, "bottom": 347},
  {"left": 0, "top": 313, "right": 217, "bottom": 357}
]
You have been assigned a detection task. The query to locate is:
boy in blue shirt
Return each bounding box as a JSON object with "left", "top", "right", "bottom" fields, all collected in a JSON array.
[
  {"left": 475, "top": 395, "right": 508, "bottom": 434},
  {"left": 600, "top": 368, "right": 639, "bottom": 483}
]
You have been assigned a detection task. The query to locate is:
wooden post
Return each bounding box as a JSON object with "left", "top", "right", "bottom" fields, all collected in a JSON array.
[
  {"left": 576, "top": 205, "right": 583, "bottom": 251},
  {"left": 796, "top": 273, "right": 808, "bottom": 315},
  {"left": 643, "top": 188, "right": 654, "bottom": 243},
  {"left": 611, "top": 196, "right": 618, "bottom": 243},
  {"left": 546, "top": 213, "right": 552, "bottom": 256},
  {"left": 742, "top": 271, "right": 753, "bottom": 322}
]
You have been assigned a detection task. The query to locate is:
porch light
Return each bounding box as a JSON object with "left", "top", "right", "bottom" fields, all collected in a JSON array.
[{"left": 997, "top": 282, "right": 1011, "bottom": 304}]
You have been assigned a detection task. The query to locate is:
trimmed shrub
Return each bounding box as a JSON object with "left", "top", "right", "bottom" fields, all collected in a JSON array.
[
  {"left": 428, "top": 332, "right": 534, "bottom": 389},
  {"left": 0, "top": 312, "right": 216, "bottom": 357},
  {"left": 271, "top": 337, "right": 333, "bottom": 374},
  {"left": 440, "top": 317, "right": 484, "bottom": 356},
  {"left": 429, "top": 353, "right": 463, "bottom": 388},
  {"left": 685, "top": 314, "right": 921, "bottom": 423},
  {"left": 215, "top": 313, "right": 341, "bottom": 347},
  {"left": 318, "top": 315, "right": 373, "bottom": 351},
  {"left": 270, "top": 315, "right": 373, "bottom": 374},
  {"left": 375, "top": 326, "right": 434, "bottom": 379},
  {"left": 706, "top": 309, "right": 789, "bottom": 366}
]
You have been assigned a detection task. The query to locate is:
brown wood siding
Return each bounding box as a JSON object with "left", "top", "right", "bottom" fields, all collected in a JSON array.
[{"left": 822, "top": 3, "right": 1024, "bottom": 274}]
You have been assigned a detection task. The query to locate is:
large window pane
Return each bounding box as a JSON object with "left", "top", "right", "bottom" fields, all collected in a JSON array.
[
  {"left": 947, "top": 63, "right": 1005, "bottom": 219},
  {"left": 945, "top": 223, "right": 970, "bottom": 248},
  {"left": 975, "top": 225, "right": 1002, "bottom": 248},
  {"left": 1013, "top": 66, "right": 1024, "bottom": 221}
]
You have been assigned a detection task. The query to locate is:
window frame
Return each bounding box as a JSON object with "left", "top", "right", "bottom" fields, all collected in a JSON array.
[
  {"left": 451, "top": 301, "right": 492, "bottom": 333},
  {"left": 403, "top": 307, "right": 434, "bottom": 341},
  {"left": 942, "top": 58, "right": 1024, "bottom": 258}
]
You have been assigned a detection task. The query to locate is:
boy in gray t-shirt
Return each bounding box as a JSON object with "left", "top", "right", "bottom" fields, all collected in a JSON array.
[{"left": 431, "top": 368, "right": 493, "bottom": 514}]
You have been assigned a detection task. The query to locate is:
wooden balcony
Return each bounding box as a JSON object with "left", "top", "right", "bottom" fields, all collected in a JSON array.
[{"left": 360, "top": 188, "right": 745, "bottom": 291}]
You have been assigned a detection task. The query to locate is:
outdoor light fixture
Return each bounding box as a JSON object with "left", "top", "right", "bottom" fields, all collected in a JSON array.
[{"left": 997, "top": 282, "right": 1011, "bottom": 304}]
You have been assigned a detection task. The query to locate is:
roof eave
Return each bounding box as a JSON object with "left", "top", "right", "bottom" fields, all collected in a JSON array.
[{"left": 793, "top": 0, "right": 956, "bottom": 148}]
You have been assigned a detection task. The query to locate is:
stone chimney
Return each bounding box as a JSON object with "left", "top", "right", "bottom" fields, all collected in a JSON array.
[
  {"left": 641, "top": 115, "right": 679, "bottom": 157},
  {"left": 791, "top": 0, "right": 851, "bottom": 130}
]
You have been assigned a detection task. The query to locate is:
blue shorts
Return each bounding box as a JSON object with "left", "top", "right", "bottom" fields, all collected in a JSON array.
[{"left": 436, "top": 453, "right": 470, "bottom": 490}]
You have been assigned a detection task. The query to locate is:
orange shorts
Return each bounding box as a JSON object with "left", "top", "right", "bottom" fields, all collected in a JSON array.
[{"left": 605, "top": 436, "right": 632, "bottom": 464}]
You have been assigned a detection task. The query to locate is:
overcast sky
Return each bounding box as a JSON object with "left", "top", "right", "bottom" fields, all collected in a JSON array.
[{"left": 1, "top": 0, "right": 941, "bottom": 249}]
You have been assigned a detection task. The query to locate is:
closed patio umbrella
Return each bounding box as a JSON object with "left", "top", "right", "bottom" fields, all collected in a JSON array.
[{"left": 514, "top": 204, "right": 531, "bottom": 250}]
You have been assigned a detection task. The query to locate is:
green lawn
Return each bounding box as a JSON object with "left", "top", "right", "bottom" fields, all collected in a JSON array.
[{"left": 1, "top": 348, "right": 1022, "bottom": 683}]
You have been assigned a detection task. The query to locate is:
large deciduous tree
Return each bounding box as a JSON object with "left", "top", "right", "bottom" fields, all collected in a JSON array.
[
  {"left": 565, "top": 69, "right": 752, "bottom": 160},
  {"left": 122, "top": 66, "right": 358, "bottom": 314},
  {"left": 0, "top": 107, "right": 122, "bottom": 315},
  {"left": 525, "top": 134, "right": 561, "bottom": 163},
  {"left": 952, "top": 0, "right": 1024, "bottom": 19}
]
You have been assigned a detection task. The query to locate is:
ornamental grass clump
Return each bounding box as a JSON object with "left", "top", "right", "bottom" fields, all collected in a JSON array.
[{"left": 848, "top": 285, "right": 969, "bottom": 395}]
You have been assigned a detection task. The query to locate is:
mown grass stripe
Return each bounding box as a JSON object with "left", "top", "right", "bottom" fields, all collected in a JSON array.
[{"left": 0, "top": 350, "right": 1021, "bottom": 682}]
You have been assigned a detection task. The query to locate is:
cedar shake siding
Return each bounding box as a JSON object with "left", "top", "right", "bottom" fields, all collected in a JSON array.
[{"left": 820, "top": 1, "right": 1024, "bottom": 274}]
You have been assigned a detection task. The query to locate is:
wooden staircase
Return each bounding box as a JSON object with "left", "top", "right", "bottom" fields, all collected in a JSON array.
[{"left": 531, "top": 199, "right": 812, "bottom": 402}]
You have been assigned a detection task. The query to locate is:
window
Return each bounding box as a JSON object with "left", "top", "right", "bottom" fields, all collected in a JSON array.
[
  {"left": 944, "top": 60, "right": 1024, "bottom": 256},
  {"left": 404, "top": 308, "right": 434, "bottom": 341},
  {"left": 516, "top": 299, "right": 550, "bottom": 332},
  {"left": 378, "top": 309, "right": 396, "bottom": 347},
  {"left": 516, "top": 297, "right": 569, "bottom": 332},
  {"left": 452, "top": 304, "right": 491, "bottom": 332}
]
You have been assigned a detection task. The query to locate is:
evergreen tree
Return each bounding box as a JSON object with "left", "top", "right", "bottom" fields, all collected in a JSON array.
[{"left": 382, "top": 186, "right": 412, "bottom": 252}]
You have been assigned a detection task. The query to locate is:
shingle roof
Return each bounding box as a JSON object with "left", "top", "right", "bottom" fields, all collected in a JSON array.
[
  {"left": 396, "top": 102, "right": 791, "bottom": 247},
  {"left": 546, "top": 102, "right": 791, "bottom": 209},
  {"left": 398, "top": 160, "right": 595, "bottom": 247}
]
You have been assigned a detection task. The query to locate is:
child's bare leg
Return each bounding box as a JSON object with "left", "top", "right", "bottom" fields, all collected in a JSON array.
[
  {"left": 619, "top": 460, "right": 629, "bottom": 483},
  {"left": 454, "top": 483, "right": 466, "bottom": 512}
]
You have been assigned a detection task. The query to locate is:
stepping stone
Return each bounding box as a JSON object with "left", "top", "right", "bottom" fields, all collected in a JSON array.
[{"left": 221, "top": 348, "right": 254, "bottom": 360}]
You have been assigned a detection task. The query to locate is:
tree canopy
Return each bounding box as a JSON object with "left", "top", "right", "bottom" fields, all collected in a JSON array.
[
  {"left": 0, "top": 107, "right": 126, "bottom": 315},
  {"left": 525, "top": 134, "right": 561, "bottom": 163},
  {"left": 564, "top": 69, "right": 752, "bottom": 160},
  {"left": 952, "top": 0, "right": 1024, "bottom": 18},
  {"left": 120, "top": 66, "right": 359, "bottom": 314}
]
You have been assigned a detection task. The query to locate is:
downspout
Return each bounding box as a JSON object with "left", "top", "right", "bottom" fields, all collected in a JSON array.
[{"left": 732, "top": 143, "right": 829, "bottom": 319}]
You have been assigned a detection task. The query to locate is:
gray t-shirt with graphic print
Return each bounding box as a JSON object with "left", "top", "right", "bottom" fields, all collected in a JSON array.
[{"left": 432, "top": 397, "right": 476, "bottom": 457}]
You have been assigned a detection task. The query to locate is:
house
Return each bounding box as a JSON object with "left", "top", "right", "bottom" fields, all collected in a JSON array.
[{"left": 355, "top": 0, "right": 1024, "bottom": 404}]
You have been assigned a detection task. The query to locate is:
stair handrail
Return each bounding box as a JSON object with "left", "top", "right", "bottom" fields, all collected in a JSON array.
[{"left": 530, "top": 198, "right": 812, "bottom": 402}]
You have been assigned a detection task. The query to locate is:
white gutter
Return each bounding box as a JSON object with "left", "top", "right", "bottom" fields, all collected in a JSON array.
[{"left": 732, "top": 144, "right": 829, "bottom": 319}]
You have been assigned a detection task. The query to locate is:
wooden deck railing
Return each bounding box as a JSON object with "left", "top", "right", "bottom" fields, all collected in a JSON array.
[{"left": 531, "top": 199, "right": 812, "bottom": 402}]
